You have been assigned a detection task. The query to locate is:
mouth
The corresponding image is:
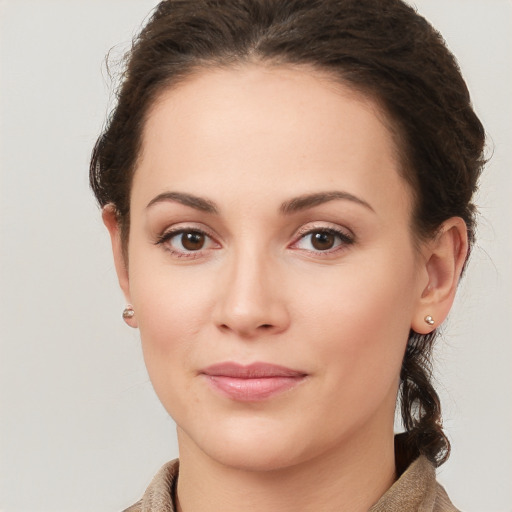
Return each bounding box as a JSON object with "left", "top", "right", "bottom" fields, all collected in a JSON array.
[{"left": 200, "top": 362, "right": 308, "bottom": 402}]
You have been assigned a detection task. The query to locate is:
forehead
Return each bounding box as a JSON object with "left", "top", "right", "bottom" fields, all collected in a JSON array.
[{"left": 133, "top": 64, "right": 411, "bottom": 218}]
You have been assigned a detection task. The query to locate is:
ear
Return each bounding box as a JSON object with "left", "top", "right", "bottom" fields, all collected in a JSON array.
[
  {"left": 102, "top": 204, "right": 138, "bottom": 328},
  {"left": 411, "top": 217, "right": 468, "bottom": 334}
]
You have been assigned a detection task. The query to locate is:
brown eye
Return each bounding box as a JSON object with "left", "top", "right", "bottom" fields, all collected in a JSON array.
[
  {"left": 310, "top": 231, "right": 336, "bottom": 251},
  {"left": 156, "top": 228, "right": 218, "bottom": 257},
  {"left": 293, "top": 227, "right": 353, "bottom": 254},
  {"left": 181, "top": 231, "right": 205, "bottom": 251}
]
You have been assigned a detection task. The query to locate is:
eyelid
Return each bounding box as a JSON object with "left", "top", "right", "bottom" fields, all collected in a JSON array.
[
  {"left": 156, "top": 227, "right": 206, "bottom": 243},
  {"left": 155, "top": 221, "right": 218, "bottom": 241},
  {"left": 293, "top": 222, "right": 354, "bottom": 241}
]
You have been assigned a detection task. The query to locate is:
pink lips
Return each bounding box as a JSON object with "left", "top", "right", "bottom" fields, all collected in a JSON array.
[{"left": 201, "top": 362, "right": 307, "bottom": 402}]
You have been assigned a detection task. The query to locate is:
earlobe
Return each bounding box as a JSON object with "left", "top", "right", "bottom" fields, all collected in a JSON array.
[
  {"left": 412, "top": 217, "right": 468, "bottom": 334},
  {"left": 102, "top": 205, "right": 138, "bottom": 328}
]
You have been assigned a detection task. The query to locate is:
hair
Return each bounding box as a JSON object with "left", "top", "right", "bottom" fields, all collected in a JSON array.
[{"left": 90, "top": 0, "right": 485, "bottom": 467}]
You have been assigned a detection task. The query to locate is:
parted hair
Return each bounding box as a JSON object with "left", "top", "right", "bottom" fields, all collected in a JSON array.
[{"left": 90, "top": 0, "right": 485, "bottom": 466}]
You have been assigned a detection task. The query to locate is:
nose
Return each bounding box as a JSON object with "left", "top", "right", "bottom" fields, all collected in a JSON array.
[{"left": 213, "top": 250, "right": 290, "bottom": 339}]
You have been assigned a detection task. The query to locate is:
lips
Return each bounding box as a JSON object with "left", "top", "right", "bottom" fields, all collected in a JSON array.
[{"left": 200, "top": 362, "right": 307, "bottom": 401}]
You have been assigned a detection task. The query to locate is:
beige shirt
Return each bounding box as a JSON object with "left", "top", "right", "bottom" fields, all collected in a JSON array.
[{"left": 123, "top": 454, "right": 460, "bottom": 512}]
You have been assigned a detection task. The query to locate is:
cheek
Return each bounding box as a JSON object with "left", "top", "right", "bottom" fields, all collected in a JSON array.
[
  {"left": 128, "top": 260, "right": 216, "bottom": 386},
  {"left": 131, "top": 254, "right": 213, "bottom": 331},
  {"left": 131, "top": 274, "right": 213, "bottom": 420},
  {"left": 298, "top": 250, "right": 418, "bottom": 393}
]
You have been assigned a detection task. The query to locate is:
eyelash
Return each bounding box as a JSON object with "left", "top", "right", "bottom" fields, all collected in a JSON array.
[{"left": 155, "top": 225, "right": 355, "bottom": 259}]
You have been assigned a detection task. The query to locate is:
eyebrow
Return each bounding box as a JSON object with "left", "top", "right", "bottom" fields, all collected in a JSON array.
[
  {"left": 146, "top": 191, "right": 219, "bottom": 214},
  {"left": 279, "top": 191, "right": 374, "bottom": 214},
  {"left": 146, "top": 190, "right": 374, "bottom": 215}
]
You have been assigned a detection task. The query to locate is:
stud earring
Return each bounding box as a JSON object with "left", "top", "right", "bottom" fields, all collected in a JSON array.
[
  {"left": 122, "top": 305, "right": 135, "bottom": 320},
  {"left": 424, "top": 315, "right": 435, "bottom": 326}
]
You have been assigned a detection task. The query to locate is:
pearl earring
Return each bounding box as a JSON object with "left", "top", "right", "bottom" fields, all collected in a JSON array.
[
  {"left": 122, "top": 305, "right": 135, "bottom": 319},
  {"left": 424, "top": 315, "right": 435, "bottom": 326}
]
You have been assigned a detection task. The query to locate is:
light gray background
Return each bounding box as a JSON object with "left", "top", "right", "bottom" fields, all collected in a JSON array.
[{"left": 0, "top": 1, "right": 510, "bottom": 511}]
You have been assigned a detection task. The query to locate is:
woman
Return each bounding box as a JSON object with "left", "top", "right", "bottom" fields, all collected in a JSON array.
[{"left": 90, "top": 0, "right": 485, "bottom": 510}]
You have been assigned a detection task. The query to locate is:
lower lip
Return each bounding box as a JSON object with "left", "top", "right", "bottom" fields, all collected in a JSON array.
[{"left": 204, "top": 375, "right": 306, "bottom": 401}]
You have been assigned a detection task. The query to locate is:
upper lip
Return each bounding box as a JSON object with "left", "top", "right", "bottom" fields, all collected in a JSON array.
[{"left": 201, "top": 362, "right": 307, "bottom": 378}]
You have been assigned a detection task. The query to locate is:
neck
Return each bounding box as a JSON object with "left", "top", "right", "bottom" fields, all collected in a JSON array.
[{"left": 175, "top": 423, "right": 396, "bottom": 512}]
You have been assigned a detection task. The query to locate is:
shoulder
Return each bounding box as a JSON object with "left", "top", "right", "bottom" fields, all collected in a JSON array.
[
  {"left": 121, "top": 459, "right": 179, "bottom": 512},
  {"left": 433, "top": 481, "right": 461, "bottom": 512},
  {"left": 370, "top": 455, "right": 460, "bottom": 512},
  {"left": 122, "top": 500, "right": 142, "bottom": 512}
]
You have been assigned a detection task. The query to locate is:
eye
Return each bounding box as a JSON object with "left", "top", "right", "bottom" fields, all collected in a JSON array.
[
  {"left": 177, "top": 231, "right": 206, "bottom": 251},
  {"left": 156, "top": 228, "right": 218, "bottom": 256},
  {"left": 294, "top": 228, "right": 353, "bottom": 253}
]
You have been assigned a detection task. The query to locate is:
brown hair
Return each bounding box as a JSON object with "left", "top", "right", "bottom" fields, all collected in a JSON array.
[{"left": 90, "top": 0, "right": 485, "bottom": 466}]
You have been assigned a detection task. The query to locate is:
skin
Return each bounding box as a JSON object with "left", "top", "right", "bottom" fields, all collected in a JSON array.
[{"left": 104, "top": 64, "right": 467, "bottom": 512}]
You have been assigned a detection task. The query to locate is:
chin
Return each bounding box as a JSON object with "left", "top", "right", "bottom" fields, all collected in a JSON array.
[
  {"left": 180, "top": 418, "right": 315, "bottom": 472},
  {"left": 206, "top": 441, "right": 307, "bottom": 473}
]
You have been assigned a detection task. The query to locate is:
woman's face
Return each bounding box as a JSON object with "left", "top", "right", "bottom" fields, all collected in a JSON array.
[{"left": 117, "top": 65, "right": 431, "bottom": 470}]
